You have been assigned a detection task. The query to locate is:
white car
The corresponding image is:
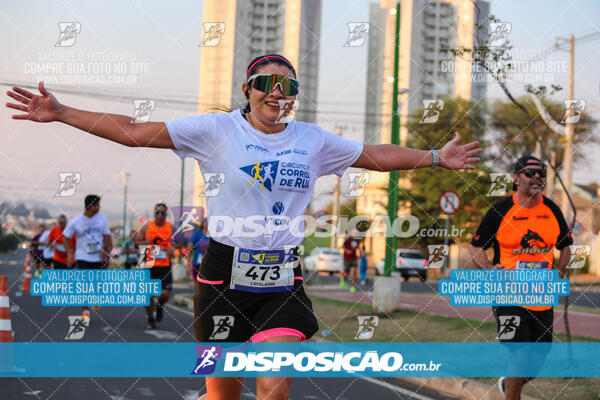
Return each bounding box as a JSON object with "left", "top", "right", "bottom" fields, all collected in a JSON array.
[
  {"left": 303, "top": 247, "right": 344, "bottom": 275},
  {"left": 375, "top": 248, "right": 428, "bottom": 281}
]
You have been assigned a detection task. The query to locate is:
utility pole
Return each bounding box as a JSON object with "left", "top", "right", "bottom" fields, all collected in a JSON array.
[
  {"left": 547, "top": 151, "right": 556, "bottom": 199},
  {"left": 180, "top": 160, "right": 185, "bottom": 213},
  {"left": 331, "top": 125, "right": 345, "bottom": 249},
  {"left": 561, "top": 34, "right": 575, "bottom": 223},
  {"left": 178, "top": 159, "right": 185, "bottom": 262},
  {"left": 384, "top": 1, "right": 401, "bottom": 277},
  {"left": 120, "top": 172, "right": 130, "bottom": 241}
]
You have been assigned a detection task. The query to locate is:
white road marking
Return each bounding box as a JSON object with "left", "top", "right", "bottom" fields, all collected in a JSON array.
[
  {"left": 136, "top": 387, "right": 154, "bottom": 396},
  {"left": 183, "top": 390, "right": 200, "bottom": 400},
  {"left": 102, "top": 326, "right": 116, "bottom": 336},
  {"left": 143, "top": 329, "right": 179, "bottom": 340},
  {"left": 166, "top": 303, "right": 193, "bottom": 316}
]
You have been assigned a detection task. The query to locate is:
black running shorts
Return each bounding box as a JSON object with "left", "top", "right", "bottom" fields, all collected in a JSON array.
[
  {"left": 75, "top": 260, "right": 105, "bottom": 269},
  {"left": 150, "top": 266, "right": 173, "bottom": 291},
  {"left": 52, "top": 260, "right": 68, "bottom": 269},
  {"left": 194, "top": 238, "right": 319, "bottom": 342}
]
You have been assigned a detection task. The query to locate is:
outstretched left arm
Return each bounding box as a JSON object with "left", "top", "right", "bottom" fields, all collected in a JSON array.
[{"left": 351, "top": 132, "right": 481, "bottom": 171}]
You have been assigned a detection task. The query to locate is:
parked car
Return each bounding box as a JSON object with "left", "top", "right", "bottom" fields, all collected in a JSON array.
[
  {"left": 303, "top": 247, "right": 344, "bottom": 275},
  {"left": 375, "top": 248, "right": 428, "bottom": 281}
]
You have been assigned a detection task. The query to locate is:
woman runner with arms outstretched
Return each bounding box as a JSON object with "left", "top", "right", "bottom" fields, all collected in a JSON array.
[{"left": 6, "top": 53, "right": 481, "bottom": 400}]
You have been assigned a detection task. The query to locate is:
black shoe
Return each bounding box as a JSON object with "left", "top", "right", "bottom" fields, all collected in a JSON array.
[
  {"left": 147, "top": 317, "right": 156, "bottom": 329},
  {"left": 155, "top": 303, "right": 164, "bottom": 322}
]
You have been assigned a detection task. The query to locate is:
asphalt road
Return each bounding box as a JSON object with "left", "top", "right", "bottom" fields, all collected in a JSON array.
[{"left": 1, "top": 249, "right": 455, "bottom": 400}]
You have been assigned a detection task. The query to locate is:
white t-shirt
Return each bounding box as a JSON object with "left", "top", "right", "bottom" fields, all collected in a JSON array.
[
  {"left": 40, "top": 229, "right": 54, "bottom": 259},
  {"left": 167, "top": 109, "right": 364, "bottom": 250},
  {"left": 63, "top": 212, "right": 111, "bottom": 262}
]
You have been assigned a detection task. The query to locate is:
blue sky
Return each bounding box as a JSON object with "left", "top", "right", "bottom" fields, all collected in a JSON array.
[{"left": 0, "top": 0, "right": 598, "bottom": 219}]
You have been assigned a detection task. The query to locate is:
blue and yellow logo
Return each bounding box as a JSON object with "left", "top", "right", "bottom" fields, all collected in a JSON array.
[{"left": 240, "top": 161, "right": 279, "bottom": 191}]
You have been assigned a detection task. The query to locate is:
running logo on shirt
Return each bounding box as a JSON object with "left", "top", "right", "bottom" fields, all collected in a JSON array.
[
  {"left": 241, "top": 161, "right": 279, "bottom": 191},
  {"left": 513, "top": 230, "right": 552, "bottom": 255}
]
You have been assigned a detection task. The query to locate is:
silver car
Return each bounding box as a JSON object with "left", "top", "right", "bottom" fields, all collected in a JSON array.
[
  {"left": 303, "top": 247, "right": 344, "bottom": 275},
  {"left": 375, "top": 248, "right": 428, "bottom": 281}
]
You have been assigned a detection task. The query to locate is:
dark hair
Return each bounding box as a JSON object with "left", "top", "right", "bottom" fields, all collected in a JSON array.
[
  {"left": 84, "top": 194, "right": 100, "bottom": 210},
  {"left": 155, "top": 202, "right": 168, "bottom": 211},
  {"left": 209, "top": 54, "right": 296, "bottom": 114},
  {"left": 58, "top": 214, "right": 67, "bottom": 219}
]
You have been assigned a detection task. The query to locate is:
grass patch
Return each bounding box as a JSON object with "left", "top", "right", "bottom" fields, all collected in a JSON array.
[
  {"left": 310, "top": 295, "right": 600, "bottom": 400},
  {"left": 311, "top": 295, "right": 497, "bottom": 342}
]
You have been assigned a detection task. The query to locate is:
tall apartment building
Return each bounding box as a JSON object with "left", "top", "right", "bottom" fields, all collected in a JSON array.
[
  {"left": 359, "top": 0, "right": 489, "bottom": 263},
  {"left": 193, "top": 0, "right": 322, "bottom": 207},
  {"left": 364, "top": 0, "right": 489, "bottom": 146}
]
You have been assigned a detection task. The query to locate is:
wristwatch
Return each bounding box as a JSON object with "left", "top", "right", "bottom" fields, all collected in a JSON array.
[{"left": 431, "top": 149, "right": 439, "bottom": 168}]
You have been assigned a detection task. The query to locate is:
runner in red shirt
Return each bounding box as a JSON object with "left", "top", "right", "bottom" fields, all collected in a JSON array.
[
  {"left": 341, "top": 235, "right": 361, "bottom": 292},
  {"left": 48, "top": 215, "right": 76, "bottom": 269}
]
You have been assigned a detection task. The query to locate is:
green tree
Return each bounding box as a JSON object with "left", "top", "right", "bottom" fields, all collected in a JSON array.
[
  {"left": 489, "top": 96, "right": 597, "bottom": 170},
  {"left": 397, "top": 97, "right": 493, "bottom": 248}
]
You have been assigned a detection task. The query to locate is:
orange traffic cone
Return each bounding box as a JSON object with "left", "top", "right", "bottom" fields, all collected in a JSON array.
[
  {"left": 22, "top": 253, "right": 31, "bottom": 273},
  {"left": 0, "top": 276, "right": 12, "bottom": 342},
  {"left": 21, "top": 263, "right": 32, "bottom": 292},
  {"left": 0, "top": 275, "right": 25, "bottom": 373}
]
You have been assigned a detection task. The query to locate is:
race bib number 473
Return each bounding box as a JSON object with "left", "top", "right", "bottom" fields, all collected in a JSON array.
[{"left": 230, "top": 248, "right": 295, "bottom": 293}]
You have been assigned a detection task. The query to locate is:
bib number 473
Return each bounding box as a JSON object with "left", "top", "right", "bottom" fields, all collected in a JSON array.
[{"left": 244, "top": 265, "right": 281, "bottom": 281}]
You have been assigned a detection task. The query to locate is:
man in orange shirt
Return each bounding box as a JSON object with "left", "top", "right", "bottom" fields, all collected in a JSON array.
[
  {"left": 47, "top": 215, "right": 75, "bottom": 269},
  {"left": 470, "top": 156, "right": 572, "bottom": 400},
  {"left": 134, "top": 203, "right": 174, "bottom": 329}
]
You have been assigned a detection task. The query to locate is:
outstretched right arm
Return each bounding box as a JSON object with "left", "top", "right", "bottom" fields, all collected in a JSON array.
[{"left": 5, "top": 82, "right": 174, "bottom": 149}]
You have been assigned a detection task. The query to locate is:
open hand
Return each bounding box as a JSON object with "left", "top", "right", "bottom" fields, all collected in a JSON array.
[
  {"left": 438, "top": 132, "right": 482, "bottom": 170},
  {"left": 5, "top": 82, "right": 62, "bottom": 122}
]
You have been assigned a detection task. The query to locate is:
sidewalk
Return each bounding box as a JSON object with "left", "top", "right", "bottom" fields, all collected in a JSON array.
[{"left": 305, "top": 285, "right": 600, "bottom": 339}]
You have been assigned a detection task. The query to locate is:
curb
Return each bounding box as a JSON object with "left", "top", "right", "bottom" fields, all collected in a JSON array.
[{"left": 172, "top": 293, "right": 194, "bottom": 311}]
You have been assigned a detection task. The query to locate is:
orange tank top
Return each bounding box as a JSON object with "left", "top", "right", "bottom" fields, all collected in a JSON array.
[{"left": 144, "top": 220, "right": 172, "bottom": 267}]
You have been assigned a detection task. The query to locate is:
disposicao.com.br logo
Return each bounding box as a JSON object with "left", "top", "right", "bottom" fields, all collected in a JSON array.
[{"left": 190, "top": 344, "right": 441, "bottom": 376}]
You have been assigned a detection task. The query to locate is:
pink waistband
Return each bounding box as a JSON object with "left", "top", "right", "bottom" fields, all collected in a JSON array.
[
  {"left": 196, "top": 276, "right": 224, "bottom": 285},
  {"left": 294, "top": 276, "right": 303, "bottom": 281},
  {"left": 250, "top": 327, "right": 306, "bottom": 343}
]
